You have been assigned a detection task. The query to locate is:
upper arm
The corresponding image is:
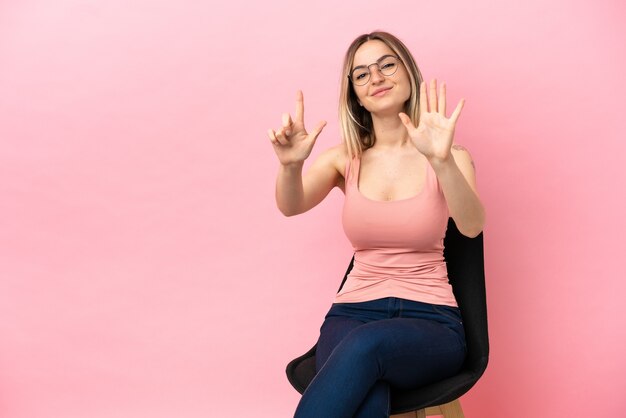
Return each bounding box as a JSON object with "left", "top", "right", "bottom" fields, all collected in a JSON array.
[
  {"left": 451, "top": 144, "right": 479, "bottom": 195},
  {"left": 299, "top": 144, "right": 346, "bottom": 213}
]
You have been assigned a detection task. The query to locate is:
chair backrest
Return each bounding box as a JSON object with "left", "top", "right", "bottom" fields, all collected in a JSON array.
[{"left": 441, "top": 218, "right": 489, "bottom": 375}]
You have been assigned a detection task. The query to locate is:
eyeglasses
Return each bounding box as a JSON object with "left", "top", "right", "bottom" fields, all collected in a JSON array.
[{"left": 348, "top": 55, "right": 400, "bottom": 86}]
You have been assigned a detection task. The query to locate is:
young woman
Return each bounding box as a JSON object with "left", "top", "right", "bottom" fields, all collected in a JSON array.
[{"left": 268, "top": 31, "right": 485, "bottom": 418}]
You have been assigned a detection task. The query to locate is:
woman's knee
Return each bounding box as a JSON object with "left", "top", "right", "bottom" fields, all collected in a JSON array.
[
  {"left": 316, "top": 316, "right": 365, "bottom": 371},
  {"left": 338, "top": 325, "right": 388, "bottom": 361}
]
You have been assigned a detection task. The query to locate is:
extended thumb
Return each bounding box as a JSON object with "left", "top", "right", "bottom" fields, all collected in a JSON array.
[
  {"left": 311, "top": 120, "right": 327, "bottom": 140},
  {"left": 398, "top": 113, "right": 412, "bottom": 127}
]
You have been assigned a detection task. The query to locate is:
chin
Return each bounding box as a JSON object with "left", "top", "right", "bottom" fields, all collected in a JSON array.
[{"left": 367, "top": 103, "right": 404, "bottom": 117}]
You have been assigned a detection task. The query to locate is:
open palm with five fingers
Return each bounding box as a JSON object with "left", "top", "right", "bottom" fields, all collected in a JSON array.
[
  {"left": 268, "top": 91, "right": 327, "bottom": 166},
  {"left": 399, "top": 79, "right": 465, "bottom": 164}
]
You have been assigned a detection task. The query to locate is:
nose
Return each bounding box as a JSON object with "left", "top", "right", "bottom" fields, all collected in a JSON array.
[{"left": 369, "top": 65, "right": 385, "bottom": 84}]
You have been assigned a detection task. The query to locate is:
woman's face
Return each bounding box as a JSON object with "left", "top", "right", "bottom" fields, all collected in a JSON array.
[{"left": 351, "top": 40, "right": 411, "bottom": 116}]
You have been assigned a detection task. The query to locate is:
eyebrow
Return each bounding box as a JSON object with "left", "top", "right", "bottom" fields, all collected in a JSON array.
[{"left": 352, "top": 54, "right": 397, "bottom": 71}]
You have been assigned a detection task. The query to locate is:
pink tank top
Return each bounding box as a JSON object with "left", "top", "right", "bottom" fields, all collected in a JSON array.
[{"left": 337, "top": 155, "right": 457, "bottom": 307}]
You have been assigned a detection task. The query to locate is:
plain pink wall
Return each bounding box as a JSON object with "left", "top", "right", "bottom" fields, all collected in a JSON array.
[{"left": 1, "top": 0, "right": 625, "bottom": 417}]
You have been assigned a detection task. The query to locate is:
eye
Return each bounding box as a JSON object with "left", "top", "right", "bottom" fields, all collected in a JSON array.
[
  {"left": 381, "top": 62, "right": 396, "bottom": 70},
  {"left": 353, "top": 70, "right": 368, "bottom": 80}
]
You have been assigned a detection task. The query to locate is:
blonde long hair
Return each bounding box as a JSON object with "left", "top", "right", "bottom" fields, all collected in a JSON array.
[{"left": 339, "top": 32, "right": 424, "bottom": 159}]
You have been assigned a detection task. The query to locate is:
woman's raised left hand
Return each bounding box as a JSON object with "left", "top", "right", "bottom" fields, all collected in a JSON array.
[{"left": 399, "top": 79, "right": 464, "bottom": 165}]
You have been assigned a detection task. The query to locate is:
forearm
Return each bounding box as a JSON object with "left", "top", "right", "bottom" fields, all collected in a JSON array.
[
  {"left": 275, "top": 162, "right": 306, "bottom": 216},
  {"left": 429, "top": 158, "right": 485, "bottom": 238}
]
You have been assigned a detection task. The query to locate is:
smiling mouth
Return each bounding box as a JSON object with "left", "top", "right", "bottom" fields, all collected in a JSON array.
[{"left": 372, "top": 88, "right": 391, "bottom": 97}]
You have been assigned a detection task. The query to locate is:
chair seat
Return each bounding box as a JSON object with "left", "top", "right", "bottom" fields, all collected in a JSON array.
[{"left": 287, "top": 342, "right": 488, "bottom": 414}]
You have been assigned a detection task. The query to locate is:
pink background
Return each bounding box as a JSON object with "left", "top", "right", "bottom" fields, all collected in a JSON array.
[{"left": 1, "top": 0, "right": 625, "bottom": 417}]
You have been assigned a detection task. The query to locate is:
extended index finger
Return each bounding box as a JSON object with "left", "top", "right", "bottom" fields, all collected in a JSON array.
[{"left": 295, "top": 90, "right": 305, "bottom": 123}]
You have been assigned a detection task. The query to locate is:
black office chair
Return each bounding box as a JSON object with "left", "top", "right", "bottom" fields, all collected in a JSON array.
[{"left": 286, "top": 217, "right": 489, "bottom": 417}]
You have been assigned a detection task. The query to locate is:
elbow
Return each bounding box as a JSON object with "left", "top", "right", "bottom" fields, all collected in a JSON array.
[
  {"left": 457, "top": 211, "right": 485, "bottom": 239},
  {"left": 277, "top": 204, "right": 302, "bottom": 217},
  {"left": 280, "top": 209, "right": 298, "bottom": 217},
  {"left": 461, "top": 228, "right": 483, "bottom": 239},
  {"left": 278, "top": 206, "right": 294, "bottom": 217}
]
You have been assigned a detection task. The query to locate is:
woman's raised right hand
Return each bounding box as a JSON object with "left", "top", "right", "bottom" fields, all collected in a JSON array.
[{"left": 267, "top": 91, "right": 327, "bottom": 167}]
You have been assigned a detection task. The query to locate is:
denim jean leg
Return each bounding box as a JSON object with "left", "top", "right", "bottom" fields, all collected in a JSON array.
[
  {"left": 295, "top": 301, "right": 389, "bottom": 418},
  {"left": 353, "top": 380, "right": 390, "bottom": 418},
  {"left": 294, "top": 319, "right": 391, "bottom": 418},
  {"left": 315, "top": 315, "right": 365, "bottom": 373},
  {"left": 294, "top": 298, "right": 466, "bottom": 418}
]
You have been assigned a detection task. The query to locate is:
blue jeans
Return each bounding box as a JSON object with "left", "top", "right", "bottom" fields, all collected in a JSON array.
[{"left": 293, "top": 297, "right": 466, "bottom": 418}]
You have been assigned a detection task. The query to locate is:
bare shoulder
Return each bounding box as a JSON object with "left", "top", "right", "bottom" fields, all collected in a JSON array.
[{"left": 316, "top": 143, "right": 348, "bottom": 176}]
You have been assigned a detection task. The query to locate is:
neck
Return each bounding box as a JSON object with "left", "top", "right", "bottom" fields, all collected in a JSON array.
[{"left": 370, "top": 112, "right": 411, "bottom": 150}]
